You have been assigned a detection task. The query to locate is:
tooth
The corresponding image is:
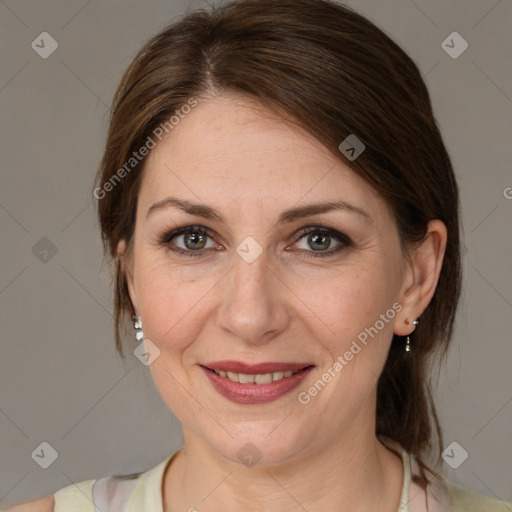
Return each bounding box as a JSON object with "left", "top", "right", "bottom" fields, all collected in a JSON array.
[
  {"left": 239, "top": 373, "right": 255, "bottom": 384},
  {"left": 217, "top": 369, "right": 301, "bottom": 383},
  {"left": 255, "top": 373, "right": 273, "bottom": 384},
  {"left": 226, "top": 371, "right": 240, "bottom": 382}
]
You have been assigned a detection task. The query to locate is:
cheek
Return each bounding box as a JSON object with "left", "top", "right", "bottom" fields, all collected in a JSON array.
[
  {"left": 313, "top": 261, "right": 393, "bottom": 334},
  {"left": 134, "top": 262, "right": 213, "bottom": 412},
  {"left": 134, "top": 258, "right": 212, "bottom": 353},
  {"left": 309, "top": 260, "right": 401, "bottom": 385}
]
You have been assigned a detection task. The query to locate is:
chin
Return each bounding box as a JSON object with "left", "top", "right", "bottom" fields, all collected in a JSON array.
[{"left": 203, "top": 421, "right": 312, "bottom": 468}]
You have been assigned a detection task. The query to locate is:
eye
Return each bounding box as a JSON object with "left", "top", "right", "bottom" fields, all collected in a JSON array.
[
  {"left": 157, "top": 225, "right": 353, "bottom": 259},
  {"left": 157, "top": 225, "right": 219, "bottom": 257},
  {"left": 291, "top": 227, "right": 353, "bottom": 258}
]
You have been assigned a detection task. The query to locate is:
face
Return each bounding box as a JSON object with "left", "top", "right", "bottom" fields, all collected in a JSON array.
[{"left": 121, "top": 93, "right": 413, "bottom": 466}]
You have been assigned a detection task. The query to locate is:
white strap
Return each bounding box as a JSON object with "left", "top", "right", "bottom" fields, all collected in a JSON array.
[{"left": 91, "top": 476, "right": 139, "bottom": 512}]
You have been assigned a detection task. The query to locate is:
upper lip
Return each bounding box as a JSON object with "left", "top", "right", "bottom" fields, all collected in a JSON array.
[{"left": 202, "top": 360, "right": 314, "bottom": 374}]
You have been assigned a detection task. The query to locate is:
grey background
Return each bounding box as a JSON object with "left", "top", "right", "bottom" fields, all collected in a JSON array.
[{"left": 0, "top": 0, "right": 511, "bottom": 508}]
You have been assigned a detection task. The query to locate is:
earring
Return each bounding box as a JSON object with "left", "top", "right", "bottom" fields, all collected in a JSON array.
[
  {"left": 405, "top": 318, "right": 419, "bottom": 353},
  {"left": 133, "top": 315, "right": 144, "bottom": 342}
]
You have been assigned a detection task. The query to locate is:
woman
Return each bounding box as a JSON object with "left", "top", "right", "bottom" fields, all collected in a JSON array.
[{"left": 9, "top": 0, "right": 510, "bottom": 510}]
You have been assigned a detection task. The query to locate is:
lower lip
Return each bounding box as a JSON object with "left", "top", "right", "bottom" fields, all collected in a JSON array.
[{"left": 200, "top": 365, "right": 314, "bottom": 405}]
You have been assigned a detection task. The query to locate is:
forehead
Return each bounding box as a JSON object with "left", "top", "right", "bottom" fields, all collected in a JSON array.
[{"left": 139, "top": 94, "right": 390, "bottom": 223}]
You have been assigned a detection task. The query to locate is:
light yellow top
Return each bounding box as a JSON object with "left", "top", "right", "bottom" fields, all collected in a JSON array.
[{"left": 50, "top": 442, "right": 511, "bottom": 511}]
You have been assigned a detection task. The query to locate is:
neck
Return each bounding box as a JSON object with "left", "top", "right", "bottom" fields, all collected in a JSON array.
[{"left": 163, "top": 425, "right": 404, "bottom": 512}]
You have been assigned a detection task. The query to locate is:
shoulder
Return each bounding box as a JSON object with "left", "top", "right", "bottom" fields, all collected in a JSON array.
[
  {"left": 1, "top": 495, "right": 54, "bottom": 511},
  {"left": 51, "top": 478, "right": 96, "bottom": 512},
  {"left": 1, "top": 478, "right": 96, "bottom": 512},
  {"left": 3, "top": 452, "right": 177, "bottom": 512},
  {"left": 447, "top": 481, "right": 512, "bottom": 511}
]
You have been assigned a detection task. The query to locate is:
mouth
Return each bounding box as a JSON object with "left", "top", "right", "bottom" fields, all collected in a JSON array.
[
  {"left": 202, "top": 366, "right": 306, "bottom": 383},
  {"left": 200, "top": 361, "right": 315, "bottom": 404}
]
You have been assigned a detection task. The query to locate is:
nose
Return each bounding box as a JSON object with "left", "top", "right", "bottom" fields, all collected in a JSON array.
[{"left": 216, "top": 246, "right": 290, "bottom": 346}]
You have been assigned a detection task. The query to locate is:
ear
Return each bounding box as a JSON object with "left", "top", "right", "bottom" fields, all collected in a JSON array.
[
  {"left": 117, "top": 239, "right": 139, "bottom": 315},
  {"left": 394, "top": 219, "right": 447, "bottom": 336}
]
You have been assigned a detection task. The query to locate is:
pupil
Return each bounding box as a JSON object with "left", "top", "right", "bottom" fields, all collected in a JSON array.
[
  {"left": 185, "top": 231, "right": 206, "bottom": 250},
  {"left": 309, "top": 233, "right": 330, "bottom": 251}
]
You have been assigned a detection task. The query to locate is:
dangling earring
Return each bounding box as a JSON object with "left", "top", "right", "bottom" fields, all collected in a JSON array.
[
  {"left": 133, "top": 315, "right": 144, "bottom": 342},
  {"left": 405, "top": 318, "right": 419, "bottom": 353}
]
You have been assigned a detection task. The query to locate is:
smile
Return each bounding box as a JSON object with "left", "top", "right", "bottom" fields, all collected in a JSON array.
[
  {"left": 200, "top": 362, "right": 314, "bottom": 404},
  {"left": 209, "top": 368, "right": 301, "bottom": 384}
]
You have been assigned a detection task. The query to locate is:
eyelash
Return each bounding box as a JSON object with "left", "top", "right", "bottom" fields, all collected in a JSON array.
[{"left": 157, "top": 225, "right": 353, "bottom": 259}]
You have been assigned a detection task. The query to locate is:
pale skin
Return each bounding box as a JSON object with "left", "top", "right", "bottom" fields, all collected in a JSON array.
[
  {"left": 7, "top": 93, "right": 446, "bottom": 512},
  {"left": 115, "top": 93, "right": 447, "bottom": 512}
]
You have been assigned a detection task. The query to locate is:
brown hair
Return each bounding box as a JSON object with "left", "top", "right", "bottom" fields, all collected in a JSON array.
[{"left": 93, "top": 0, "right": 462, "bottom": 472}]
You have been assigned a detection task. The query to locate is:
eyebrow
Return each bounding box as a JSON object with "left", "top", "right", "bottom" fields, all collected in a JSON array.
[{"left": 146, "top": 196, "right": 372, "bottom": 224}]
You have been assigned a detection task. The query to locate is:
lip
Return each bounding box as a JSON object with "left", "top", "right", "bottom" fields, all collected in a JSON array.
[
  {"left": 200, "top": 363, "right": 315, "bottom": 405},
  {"left": 202, "top": 360, "right": 313, "bottom": 374}
]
